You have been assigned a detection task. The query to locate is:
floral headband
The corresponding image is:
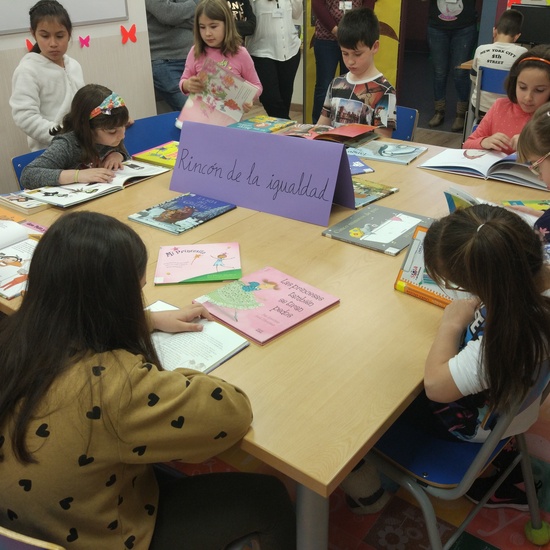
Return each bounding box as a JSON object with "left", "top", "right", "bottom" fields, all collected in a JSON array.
[{"left": 89, "top": 93, "right": 126, "bottom": 119}]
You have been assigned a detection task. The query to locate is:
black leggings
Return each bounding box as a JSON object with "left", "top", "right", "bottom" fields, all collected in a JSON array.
[{"left": 149, "top": 469, "right": 296, "bottom": 549}]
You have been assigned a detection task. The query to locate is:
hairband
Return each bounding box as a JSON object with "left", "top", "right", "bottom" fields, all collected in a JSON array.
[
  {"left": 477, "top": 224, "right": 485, "bottom": 233},
  {"left": 519, "top": 57, "right": 550, "bottom": 67},
  {"left": 89, "top": 93, "right": 125, "bottom": 119}
]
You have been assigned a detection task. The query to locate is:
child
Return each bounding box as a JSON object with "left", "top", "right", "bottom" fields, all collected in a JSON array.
[
  {"left": 21, "top": 84, "right": 130, "bottom": 190},
  {"left": 317, "top": 7, "right": 396, "bottom": 138},
  {"left": 10, "top": 0, "right": 85, "bottom": 152},
  {"left": 463, "top": 45, "right": 550, "bottom": 155},
  {"left": 0, "top": 211, "right": 297, "bottom": 549},
  {"left": 470, "top": 9, "right": 527, "bottom": 118},
  {"left": 179, "top": 0, "right": 262, "bottom": 112},
  {"left": 341, "top": 204, "right": 550, "bottom": 512}
]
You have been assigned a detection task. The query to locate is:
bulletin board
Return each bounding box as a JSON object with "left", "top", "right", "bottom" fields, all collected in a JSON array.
[{"left": 0, "top": 0, "right": 128, "bottom": 35}]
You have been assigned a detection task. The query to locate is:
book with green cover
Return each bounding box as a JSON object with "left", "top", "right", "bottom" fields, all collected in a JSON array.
[{"left": 154, "top": 243, "right": 241, "bottom": 285}]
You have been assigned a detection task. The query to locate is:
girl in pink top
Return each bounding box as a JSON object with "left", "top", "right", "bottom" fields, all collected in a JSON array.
[
  {"left": 463, "top": 45, "right": 550, "bottom": 155},
  {"left": 179, "top": 0, "right": 262, "bottom": 112}
]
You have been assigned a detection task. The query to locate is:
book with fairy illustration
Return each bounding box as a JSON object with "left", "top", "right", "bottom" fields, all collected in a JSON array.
[
  {"left": 194, "top": 266, "right": 340, "bottom": 345},
  {"left": 128, "top": 193, "right": 236, "bottom": 235},
  {"left": 176, "top": 57, "right": 259, "bottom": 128},
  {"left": 347, "top": 141, "right": 428, "bottom": 166},
  {"left": 132, "top": 140, "right": 179, "bottom": 168},
  {"left": 227, "top": 115, "right": 296, "bottom": 133},
  {"left": 394, "top": 225, "right": 471, "bottom": 308},
  {"left": 154, "top": 242, "right": 241, "bottom": 284},
  {"left": 352, "top": 178, "right": 398, "bottom": 209}
]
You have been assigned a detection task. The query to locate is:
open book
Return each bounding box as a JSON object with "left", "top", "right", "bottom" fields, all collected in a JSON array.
[
  {"left": 176, "top": 57, "right": 259, "bottom": 128},
  {"left": 132, "top": 141, "right": 179, "bottom": 168},
  {"left": 278, "top": 123, "right": 378, "bottom": 146},
  {"left": 194, "top": 266, "right": 340, "bottom": 345},
  {"left": 347, "top": 141, "right": 428, "bottom": 165},
  {"left": 21, "top": 161, "right": 169, "bottom": 207},
  {"left": 420, "top": 149, "right": 546, "bottom": 191},
  {"left": 395, "top": 225, "right": 471, "bottom": 308},
  {"left": 154, "top": 242, "right": 241, "bottom": 285},
  {"left": 0, "top": 220, "right": 43, "bottom": 299},
  {"left": 228, "top": 115, "right": 296, "bottom": 133},
  {"left": 322, "top": 204, "right": 432, "bottom": 256},
  {"left": 147, "top": 300, "right": 249, "bottom": 373}
]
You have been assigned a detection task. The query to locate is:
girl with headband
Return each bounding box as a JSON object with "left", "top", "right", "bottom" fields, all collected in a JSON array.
[
  {"left": 21, "top": 84, "right": 130, "bottom": 190},
  {"left": 463, "top": 45, "right": 550, "bottom": 155}
]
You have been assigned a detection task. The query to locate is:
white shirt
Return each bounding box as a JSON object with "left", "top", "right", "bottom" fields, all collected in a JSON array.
[{"left": 246, "top": 0, "right": 303, "bottom": 61}]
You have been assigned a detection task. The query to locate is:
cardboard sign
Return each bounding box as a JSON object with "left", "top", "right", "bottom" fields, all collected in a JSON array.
[{"left": 169, "top": 122, "right": 355, "bottom": 226}]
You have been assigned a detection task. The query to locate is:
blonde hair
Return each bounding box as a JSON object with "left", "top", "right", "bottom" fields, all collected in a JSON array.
[
  {"left": 194, "top": 0, "right": 242, "bottom": 57},
  {"left": 517, "top": 101, "right": 550, "bottom": 163}
]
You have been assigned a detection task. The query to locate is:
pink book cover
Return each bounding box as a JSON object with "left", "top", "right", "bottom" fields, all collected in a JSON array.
[
  {"left": 154, "top": 242, "right": 241, "bottom": 284},
  {"left": 194, "top": 266, "right": 340, "bottom": 344}
]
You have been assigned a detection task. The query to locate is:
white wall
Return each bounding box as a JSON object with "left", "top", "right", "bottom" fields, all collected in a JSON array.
[{"left": 0, "top": 0, "right": 156, "bottom": 193}]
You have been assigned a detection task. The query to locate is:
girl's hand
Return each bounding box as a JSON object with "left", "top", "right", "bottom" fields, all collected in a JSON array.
[
  {"left": 102, "top": 152, "right": 125, "bottom": 170},
  {"left": 481, "top": 133, "right": 511, "bottom": 152},
  {"left": 184, "top": 76, "right": 206, "bottom": 94},
  {"left": 150, "top": 305, "right": 215, "bottom": 333},
  {"left": 440, "top": 298, "right": 480, "bottom": 331},
  {"left": 61, "top": 168, "right": 115, "bottom": 185},
  {"left": 242, "top": 102, "right": 253, "bottom": 113}
]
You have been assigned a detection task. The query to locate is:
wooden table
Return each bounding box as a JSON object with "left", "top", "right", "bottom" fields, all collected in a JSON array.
[{"left": 3, "top": 144, "right": 549, "bottom": 548}]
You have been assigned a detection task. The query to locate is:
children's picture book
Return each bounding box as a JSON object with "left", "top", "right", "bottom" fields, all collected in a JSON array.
[
  {"left": 347, "top": 141, "right": 428, "bottom": 165},
  {"left": 21, "top": 161, "right": 169, "bottom": 207},
  {"left": 420, "top": 149, "right": 547, "bottom": 191},
  {"left": 0, "top": 191, "right": 51, "bottom": 214},
  {"left": 352, "top": 178, "right": 399, "bottom": 209},
  {"left": 147, "top": 300, "right": 249, "bottom": 373},
  {"left": 347, "top": 153, "right": 374, "bottom": 175},
  {"left": 128, "top": 193, "right": 236, "bottom": 235},
  {"left": 132, "top": 140, "right": 179, "bottom": 168},
  {"left": 0, "top": 207, "right": 25, "bottom": 223},
  {"left": 176, "top": 57, "right": 259, "bottom": 128},
  {"left": 322, "top": 204, "right": 433, "bottom": 256},
  {"left": 194, "top": 266, "right": 340, "bottom": 345},
  {"left": 154, "top": 242, "right": 242, "bottom": 285},
  {"left": 395, "top": 225, "right": 471, "bottom": 308},
  {"left": 278, "top": 123, "right": 378, "bottom": 146},
  {"left": 227, "top": 115, "right": 296, "bottom": 133},
  {"left": 502, "top": 199, "right": 550, "bottom": 212},
  {"left": 0, "top": 220, "right": 41, "bottom": 300}
]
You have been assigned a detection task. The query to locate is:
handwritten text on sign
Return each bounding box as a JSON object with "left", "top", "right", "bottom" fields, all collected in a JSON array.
[{"left": 169, "top": 122, "right": 352, "bottom": 226}]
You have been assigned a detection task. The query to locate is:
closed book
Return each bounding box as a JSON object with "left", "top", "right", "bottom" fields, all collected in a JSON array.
[{"left": 132, "top": 140, "right": 179, "bottom": 168}]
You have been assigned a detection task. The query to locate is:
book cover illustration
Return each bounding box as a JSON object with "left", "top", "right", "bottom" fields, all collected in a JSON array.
[
  {"left": 128, "top": 193, "right": 236, "bottom": 235},
  {"left": 278, "top": 123, "right": 377, "bottom": 145},
  {"left": 176, "top": 57, "right": 259, "bottom": 128},
  {"left": 352, "top": 178, "right": 398, "bottom": 209},
  {"left": 228, "top": 115, "right": 296, "bottom": 133},
  {"left": 195, "top": 266, "right": 340, "bottom": 345},
  {"left": 132, "top": 140, "right": 179, "bottom": 168},
  {"left": 395, "top": 225, "right": 471, "bottom": 308},
  {"left": 154, "top": 242, "right": 242, "bottom": 284},
  {"left": 347, "top": 141, "right": 428, "bottom": 165},
  {"left": 502, "top": 200, "right": 550, "bottom": 211},
  {"left": 0, "top": 191, "right": 51, "bottom": 213},
  {"left": 348, "top": 153, "right": 374, "bottom": 175},
  {"left": 322, "top": 204, "right": 432, "bottom": 256}
]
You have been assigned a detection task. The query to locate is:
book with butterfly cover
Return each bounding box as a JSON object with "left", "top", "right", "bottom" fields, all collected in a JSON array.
[
  {"left": 394, "top": 225, "right": 471, "bottom": 308},
  {"left": 194, "top": 266, "right": 340, "bottom": 345}
]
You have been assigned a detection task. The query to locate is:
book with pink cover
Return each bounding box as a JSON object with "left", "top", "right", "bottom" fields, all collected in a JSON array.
[
  {"left": 176, "top": 57, "right": 259, "bottom": 129},
  {"left": 194, "top": 266, "right": 340, "bottom": 345},
  {"left": 154, "top": 242, "right": 242, "bottom": 285}
]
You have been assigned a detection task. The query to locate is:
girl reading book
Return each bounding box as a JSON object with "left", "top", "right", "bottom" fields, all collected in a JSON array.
[
  {"left": 463, "top": 45, "right": 550, "bottom": 155},
  {"left": 179, "top": 0, "right": 262, "bottom": 112},
  {"left": 340, "top": 204, "right": 550, "bottom": 513},
  {"left": 0, "top": 211, "right": 296, "bottom": 549},
  {"left": 21, "top": 84, "right": 131, "bottom": 189}
]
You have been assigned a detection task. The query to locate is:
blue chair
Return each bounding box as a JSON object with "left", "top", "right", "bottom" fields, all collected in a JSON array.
[
  {"left": 11, "top": 149, "right": 44, "bottom": 189},
  {"left": 123, "top": 111, "right": 182, "bottom": 156},
  {"left": 392, "top": 106, "right": 419, "bottom": 142},
  {"left": 370, "top": 370, "right": 550, "bottom": 550}
]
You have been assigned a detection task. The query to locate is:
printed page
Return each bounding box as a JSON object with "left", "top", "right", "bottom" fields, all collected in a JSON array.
[
  {"left": 0, "top": 238, "right": 37, "bottom": 299},
  {"left": 0, "top": 220, "right": 29, "bottom": 249}
]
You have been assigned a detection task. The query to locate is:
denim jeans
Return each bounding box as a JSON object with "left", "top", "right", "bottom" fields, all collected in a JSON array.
[
  {"left": 151, "top": 59, "right": 187, "bottom": 112},
  {"left": 312, "top": 38, "right": 347, "bottom": 123},
  {"left": 427, "top": 23, "right": 478, "bottom": 103}
]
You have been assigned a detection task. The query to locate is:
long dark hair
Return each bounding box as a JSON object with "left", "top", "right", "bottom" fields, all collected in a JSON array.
[
  {"left": 505, "top": 44, "right": 550, "bottom": 104},
  {"left": 29, "top": 0, "right": 72, "bottom": 54},
  {"left": 51, "top": 84, "right": 129, "bottom": 166},
  {"left": 424, "top": 204, "right": 550, "bottom": 412},
  {"left": 0, "top": 212, "right": 160, "bottom": 463}
]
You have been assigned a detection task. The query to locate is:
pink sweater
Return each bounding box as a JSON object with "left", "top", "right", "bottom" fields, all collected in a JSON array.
[
  {"left": 180, "top": 46, "right": 263, "bottom": 99},
  {"left": 463, "top": 98, "right": 531, "bottom": 155}
]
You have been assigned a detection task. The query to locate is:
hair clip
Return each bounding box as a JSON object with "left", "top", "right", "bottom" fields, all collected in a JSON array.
[
  {"left": 477, "top": 224, "right": 485, "bottom": 233},
  {"left": 89, "top": 93, "right": 125, "bottom": 119}
]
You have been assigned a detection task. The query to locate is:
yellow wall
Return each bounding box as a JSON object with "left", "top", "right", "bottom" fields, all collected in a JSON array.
[{"left": 303, "top": 1, "right": 402, "bottom": 123}]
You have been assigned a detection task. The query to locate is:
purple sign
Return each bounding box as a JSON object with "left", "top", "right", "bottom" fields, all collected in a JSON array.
[{"left": 169, "top": 122, "right": 355, "bottom": 226}]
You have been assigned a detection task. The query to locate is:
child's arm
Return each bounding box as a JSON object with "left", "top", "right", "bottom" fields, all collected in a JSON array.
[
  {"left": 463, "top": 104, "right": 510, "bottom": 151},
  {"left": 148, "top": 303, "right": 215, "bottom": 333},
  {"left": 424, "top": 299, "right": 480, "bottom": 403},
  {"left": 179, "top": 48, "right": 203, "bottom": 94},
  {"left": 375, "top": 127, "right": 393, "bottom": 138}
]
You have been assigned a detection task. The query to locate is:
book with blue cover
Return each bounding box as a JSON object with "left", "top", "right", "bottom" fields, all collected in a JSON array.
[{"left": 128, "top": 192, "right": 236, "bottom": 235}]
